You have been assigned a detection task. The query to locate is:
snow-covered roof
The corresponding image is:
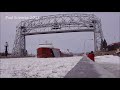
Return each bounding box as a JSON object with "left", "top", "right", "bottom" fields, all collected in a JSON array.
[{"left": 38, "top": 44, "right": 54, "bottom": 48}]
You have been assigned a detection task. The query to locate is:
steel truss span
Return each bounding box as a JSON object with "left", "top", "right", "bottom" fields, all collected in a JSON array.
[{"left": 12, "top": 13, "right": 104, "bottom": 57}]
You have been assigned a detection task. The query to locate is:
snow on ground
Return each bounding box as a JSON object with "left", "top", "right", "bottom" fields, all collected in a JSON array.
[
  {"left": 95, "top": 55, "right": 120, "bottom": 64},
  {"left": 95, "top": 55, "right": 120, "bottom": 78},
  {"left": 0, "top": 56, "right": 82, "bottom": 78}
]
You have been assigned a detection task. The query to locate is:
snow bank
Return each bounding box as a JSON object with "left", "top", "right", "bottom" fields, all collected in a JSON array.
[
  {"left": 95, "top": 55, "right": 120, "bottom": 64},
  {"left": 0, "top": 56, "right": 82, "bottom": 78},
  {"left": 65, "top": 55, "right": 116, "bottom": 78},
  {"left": 95, "top": 55, "right": 120, "bottom": 78}
]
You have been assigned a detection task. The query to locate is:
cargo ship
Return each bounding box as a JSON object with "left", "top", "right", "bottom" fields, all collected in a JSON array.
[{"left": 37, "top": 43, "right": 61, "bottom": 58}]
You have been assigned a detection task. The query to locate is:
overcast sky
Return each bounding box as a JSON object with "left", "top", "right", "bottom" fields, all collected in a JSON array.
[{"left": 0, "top": 12, "right": 120, "bottom": 54}]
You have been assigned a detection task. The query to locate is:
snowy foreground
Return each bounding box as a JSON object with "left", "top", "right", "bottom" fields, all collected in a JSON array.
[{"left": 0, "top": 55, "right": 120, "bottom": 78}]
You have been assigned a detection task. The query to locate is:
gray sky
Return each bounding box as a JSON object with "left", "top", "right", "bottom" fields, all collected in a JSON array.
[{"left": 0, "top": 12, "right": 120, "bottom": 54}]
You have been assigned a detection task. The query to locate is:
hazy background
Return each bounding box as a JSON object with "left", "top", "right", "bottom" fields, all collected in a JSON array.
[{"left": 0, "top": 12, "right": 120, "bottom": 55}]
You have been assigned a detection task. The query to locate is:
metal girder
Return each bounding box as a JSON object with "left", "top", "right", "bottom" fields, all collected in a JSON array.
[{"left": 12, "top": 13, "right": 104, "bottom": 57}]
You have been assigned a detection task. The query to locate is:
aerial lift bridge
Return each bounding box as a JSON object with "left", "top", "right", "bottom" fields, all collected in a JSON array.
[{"left": 12, "top": 13, "right": 104, "bottom": 57}]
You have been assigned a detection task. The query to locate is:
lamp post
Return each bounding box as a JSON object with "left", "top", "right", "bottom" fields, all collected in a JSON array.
[
  {"left": 84, "top": 39, "right": 93, "bottom": 54},
  {"left": 5, "top": 42, "right": 8, "bottom": 57}
]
